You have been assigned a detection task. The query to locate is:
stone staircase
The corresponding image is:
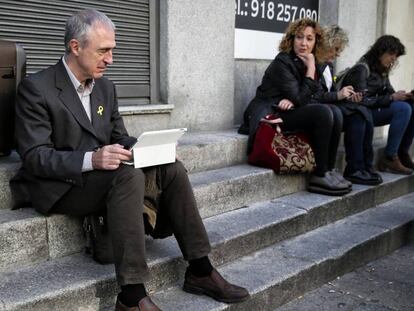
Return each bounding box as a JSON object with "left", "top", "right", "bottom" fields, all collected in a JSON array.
[{"left": 0, "top": 129, "right": 413, "bottom": 311}]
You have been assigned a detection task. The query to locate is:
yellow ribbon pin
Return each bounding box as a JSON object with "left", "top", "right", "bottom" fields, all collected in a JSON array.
[{"left": 97, "top": 105, "right": 104, "bottom": 116}]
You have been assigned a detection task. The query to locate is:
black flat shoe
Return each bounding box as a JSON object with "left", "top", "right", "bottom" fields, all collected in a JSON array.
[
  {"left": 366, "top": 168, "right": 383, "bottom": 184},
  {"left": 309, "top": 174, "right": 349, "bottom": 191},
  {"left": 344, "top": 170, "right": 382, "bottom": 185},
  {"left": 307, "top": 184, "right": 351, "bottom": 196},
  {"left": 308, "top": 173, "right": 351, "bottom": 196}
]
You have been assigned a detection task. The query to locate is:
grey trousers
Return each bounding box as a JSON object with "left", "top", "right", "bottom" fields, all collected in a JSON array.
[{"left": 52, "top": 161, "right": 211, "bottom": 285}]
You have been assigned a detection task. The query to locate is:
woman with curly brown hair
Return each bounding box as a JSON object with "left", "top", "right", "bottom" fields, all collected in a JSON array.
[{"left": 240, "top": 18, "right": 350, "bottom": 196}]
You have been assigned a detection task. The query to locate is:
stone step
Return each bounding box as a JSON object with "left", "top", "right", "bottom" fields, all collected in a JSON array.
[
  {"left": 1, "top": 176, "right": 413, "bottom": 310},
  {"left": 0, "top": 163, "right": 305, "bottom": 272},
  {"left": 274, "top": 243, "right": 414, "bottom": 311},
  {"left": 176, "top": 130, "right": 248, "bottom": 173},
  {"left": 0, "top": 130, "right": 390, "bottom": 211},
  {"left": 0, "top": 152, "right": 20, "bottom": 211},
  {"left": 152, "top": 192, "right": 414, "bottom": 310},
  {"left": 191, "top": 164, "right": 305, "bottom": 219},
  {"left": 1, "top": 137, "right": 412, "bottom": 272},
  {"left": 0, "top": 209, "right": 84, "bottom": 273},
  {"left": 0, "top": 129, "right": 248, "bottom": 210},
  {"left": 0, "top": 168, "right": 412, "bottom": 273}
]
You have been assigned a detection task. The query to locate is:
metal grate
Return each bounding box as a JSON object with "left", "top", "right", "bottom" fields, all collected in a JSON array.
[{"left": 0, "top": 0, "right": 151, "bottom": 102}]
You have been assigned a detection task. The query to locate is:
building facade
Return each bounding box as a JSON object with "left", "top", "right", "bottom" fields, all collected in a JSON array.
[{"left": 0, "top": 0, "right": 412, "bottom": 137}]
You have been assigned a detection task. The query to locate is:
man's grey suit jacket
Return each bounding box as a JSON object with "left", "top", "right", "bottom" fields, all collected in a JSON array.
[{"left": 12, "top": 60, "right": 129, "bottom": 214}]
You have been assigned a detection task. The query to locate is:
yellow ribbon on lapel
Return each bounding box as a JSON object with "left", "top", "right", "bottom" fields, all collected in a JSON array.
[{"left": 97, "top": 105, "right": 104, "bottom": 116}]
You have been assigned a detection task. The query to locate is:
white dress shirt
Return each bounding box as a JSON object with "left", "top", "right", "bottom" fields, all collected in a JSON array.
[{"left": 62, "top": 56, "right": 95, "bottom": 172}]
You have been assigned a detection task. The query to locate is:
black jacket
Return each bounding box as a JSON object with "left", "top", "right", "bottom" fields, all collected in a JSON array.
[
  {"left": 11, "top": 60, "right": 130, "bottom": 214},
  {"left": 255, "top": 51, "right": 319, "bottom": 106},
  {"left": 314, "top": 63, "right": 372, "bottom": 122},
  {"left": 240, "top": 51, "right": 319, "bottom": 133},
  {"left": 343, "top": 60, "right": 395, "bottom": 108}
]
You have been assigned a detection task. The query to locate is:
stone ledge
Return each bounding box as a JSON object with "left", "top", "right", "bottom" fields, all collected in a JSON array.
[{"left": 119, "top": 104, "right": 175, "bottom": 115}]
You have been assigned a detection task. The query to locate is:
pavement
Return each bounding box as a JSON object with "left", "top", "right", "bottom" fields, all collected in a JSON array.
[{"left": 276, "top": 243, "right": 414, "bottom": 311}]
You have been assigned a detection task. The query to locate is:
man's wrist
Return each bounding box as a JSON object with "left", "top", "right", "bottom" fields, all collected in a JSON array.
[{"left": 82, "top": 151, "right": 94, "bottom": 172}]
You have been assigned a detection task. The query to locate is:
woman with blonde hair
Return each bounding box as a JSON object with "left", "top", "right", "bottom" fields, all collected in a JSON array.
[
  {"left": 313, "top": 25, "right": 382, "bottom": 185},
  {"left": 240, "top": 18, "right": 350, "bottom": 196}
]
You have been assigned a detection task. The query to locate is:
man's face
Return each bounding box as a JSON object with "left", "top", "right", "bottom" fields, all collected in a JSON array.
[{"left": 72, "top": 22, "right": 116, "bottom": 82}]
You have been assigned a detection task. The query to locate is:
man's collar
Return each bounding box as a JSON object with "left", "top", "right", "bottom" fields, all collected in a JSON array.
[{"left": 62, "top": 55, "right": 95, "bottom": 93}]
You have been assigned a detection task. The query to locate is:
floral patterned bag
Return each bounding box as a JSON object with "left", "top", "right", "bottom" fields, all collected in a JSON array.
[{"left": 248, "top": 114, "right": 315, "bottom": 174}]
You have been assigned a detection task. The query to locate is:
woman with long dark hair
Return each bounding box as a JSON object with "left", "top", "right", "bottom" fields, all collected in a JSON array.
[
  {"left": 344, "top": 35, "right": 414, "bottom": 175},
  {"left": 240, "top": 18, "right": 350, "bottom": 196}
]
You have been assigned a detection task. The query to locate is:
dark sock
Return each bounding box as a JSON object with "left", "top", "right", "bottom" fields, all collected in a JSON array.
[
  {"left": 188, "top": 256, "right": 213, "bottom": 277},
  {"left": 119, "top": 284, "right": 147, "bottom": 307}
]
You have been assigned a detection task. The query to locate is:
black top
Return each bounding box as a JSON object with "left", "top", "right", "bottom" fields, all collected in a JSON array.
[
  {"left": 254, "top": 51, "right": 320, "bottom": 107},
  {"left": 343, "top": 60, "right": 395, "bottom": 108}
]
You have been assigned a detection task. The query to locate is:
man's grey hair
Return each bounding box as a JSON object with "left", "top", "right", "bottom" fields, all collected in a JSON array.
[{"left": 64, "top": 9, "right": 115, "bottom": 54}]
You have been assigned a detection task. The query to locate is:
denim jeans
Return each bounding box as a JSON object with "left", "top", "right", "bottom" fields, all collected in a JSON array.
[{"left": 371, "top": 101, "right": 414, "bottom": 156}]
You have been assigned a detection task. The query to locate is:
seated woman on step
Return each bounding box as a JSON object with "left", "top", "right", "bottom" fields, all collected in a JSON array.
[
  {"left": 343, "top": 35, "right": 414, "bottom": 175},
  {"left": 313, "top": 25, "right": 382, "bottom": 186},
  {"left": 240, "top": 18, "right": 350, "bottom": 196}
]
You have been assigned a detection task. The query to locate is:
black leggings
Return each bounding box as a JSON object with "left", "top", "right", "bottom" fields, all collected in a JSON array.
[{"left": 278, "top": 104, "right": 342, "bottom": 175}]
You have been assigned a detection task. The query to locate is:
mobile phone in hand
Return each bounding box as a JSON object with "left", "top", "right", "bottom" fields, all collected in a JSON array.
[
  {"left": 356, "top": 89, "right": 368, "bottom": 95},
  {"left": 119, "top": 136, "right": 138, "bottom": 150}
]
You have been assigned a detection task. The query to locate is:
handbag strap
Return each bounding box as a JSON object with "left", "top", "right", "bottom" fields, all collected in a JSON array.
[{"left": 260, "top": 114, "right": 283, "bottom": 133}]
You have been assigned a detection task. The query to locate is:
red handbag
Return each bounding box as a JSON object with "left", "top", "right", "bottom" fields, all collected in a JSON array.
[{"left": 248, "top": 114, "right": 315, "bottom": 174}]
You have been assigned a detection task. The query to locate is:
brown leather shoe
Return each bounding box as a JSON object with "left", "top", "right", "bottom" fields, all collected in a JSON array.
[
  {"left": 378, "top": 155, "right": 413, "bottom": 175},
  {"left": 183, "top": 268, "right": 250, "bottom": 303},
  {"left": 398, "top": 151, "right": 414, "bottom": 170},
  {"left": 115, "top": 296, "right": 161, "bottom": 311}
]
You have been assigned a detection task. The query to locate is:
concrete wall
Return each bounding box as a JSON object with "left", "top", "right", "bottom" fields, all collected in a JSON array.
[
  {"left": 336, "top": 0, "right": 384, "bottom": 71},
  {"left": 234, "top": 60, "right": 271, "bottom": 126},
  {"left": 385, "top": 0, "right": 414, "bottom": 91},
  {"left": 159, "top": 0, "right": 235, "bottom": 131}
]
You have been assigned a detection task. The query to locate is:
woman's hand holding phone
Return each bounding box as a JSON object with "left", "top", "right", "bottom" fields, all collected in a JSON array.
[{"left": 391, "top": 90, "right": 414, "bottom": 101}]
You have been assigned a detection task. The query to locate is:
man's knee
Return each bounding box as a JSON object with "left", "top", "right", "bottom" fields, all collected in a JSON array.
[
  {"left": 113, "top": 165, "right": 145, "bottom": 189},
  {"left": 165, "top": 160, "right": 187, "bottom": 175},
  {"left": 161, "top": 161, "right": 189, "bottom": 186}
]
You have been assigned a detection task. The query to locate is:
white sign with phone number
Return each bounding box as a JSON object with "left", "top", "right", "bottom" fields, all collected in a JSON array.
[{"left": 235, "top": 0, "right": 319, "bottom": 60}]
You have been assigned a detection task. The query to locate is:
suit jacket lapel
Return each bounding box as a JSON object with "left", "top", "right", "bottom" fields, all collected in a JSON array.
[{"left": 54, "top": 60, "right": 97, "bottom": 138}]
